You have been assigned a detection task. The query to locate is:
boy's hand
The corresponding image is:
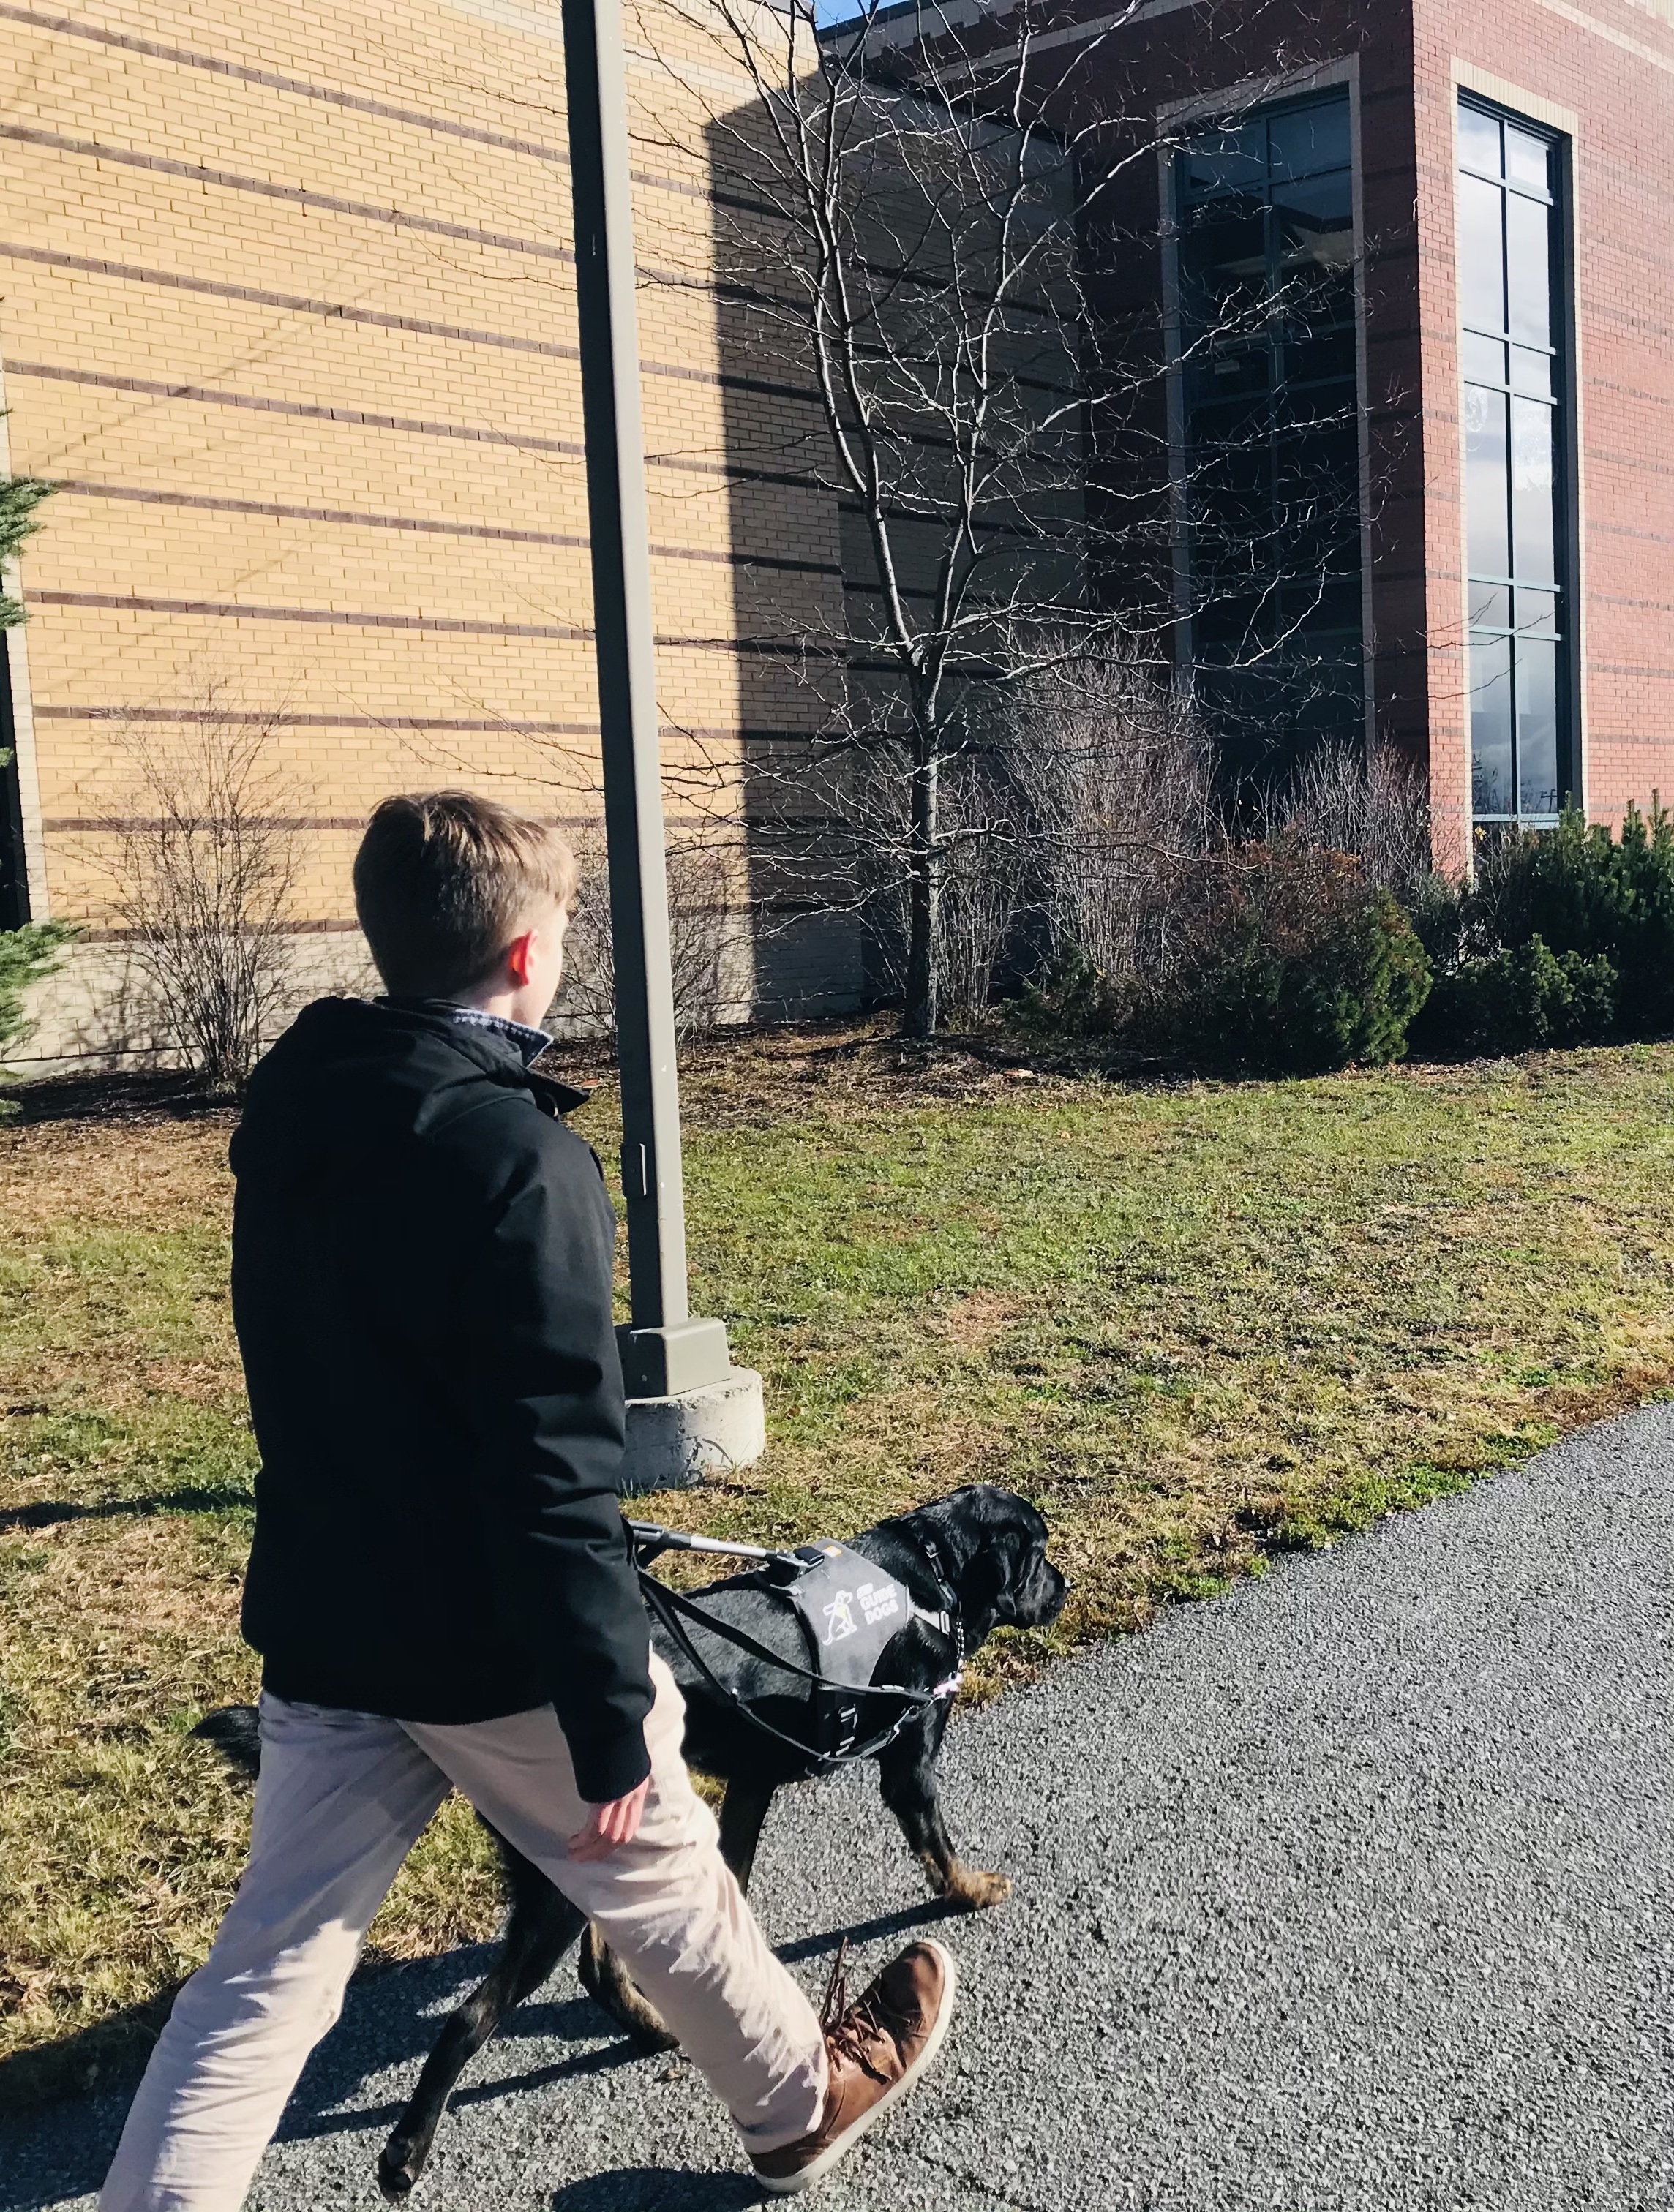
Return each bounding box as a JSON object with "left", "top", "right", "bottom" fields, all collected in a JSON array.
[{"left": 568, "top": 1775, "right": 651, "bottom": 1862}]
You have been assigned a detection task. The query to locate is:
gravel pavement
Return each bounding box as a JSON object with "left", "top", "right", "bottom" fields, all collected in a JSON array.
[{"left": 7, "top": 1402, "right": 1674, "bottom": 2212}]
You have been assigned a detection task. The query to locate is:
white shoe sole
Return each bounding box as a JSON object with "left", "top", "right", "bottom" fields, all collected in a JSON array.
[{"left": 751, "top": 1941, "right": 958, "bottom": 2197}]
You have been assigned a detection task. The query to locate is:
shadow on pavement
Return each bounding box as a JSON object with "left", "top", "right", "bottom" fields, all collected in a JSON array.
[
  {"left": 775, "top": 1896, "right": 959, "bottom": 1963},
  {"left": 0, "top": 1953, "right": 636, "bottom": 2211},
  {"left": 549, "top": 2169, "right": 764, "bottom": 2210}
]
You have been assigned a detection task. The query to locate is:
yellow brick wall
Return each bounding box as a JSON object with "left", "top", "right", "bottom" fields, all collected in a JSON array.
[{"left": 0, "top": 0, "right": 844, "bottom": 985}]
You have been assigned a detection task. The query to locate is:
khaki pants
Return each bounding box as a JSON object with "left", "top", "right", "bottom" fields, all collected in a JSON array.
[{"left": 100, "top": 1656, "right": 827, "bottom": 2211}]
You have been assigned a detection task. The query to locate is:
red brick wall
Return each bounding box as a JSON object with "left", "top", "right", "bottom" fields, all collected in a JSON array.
[{"left": 1410, "top": 0, "right": 1674, "bottom": 866}]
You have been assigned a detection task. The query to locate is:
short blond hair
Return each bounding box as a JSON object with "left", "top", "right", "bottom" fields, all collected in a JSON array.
[{"left": 353, "top": 791, "right": 579, "bottom": 999}]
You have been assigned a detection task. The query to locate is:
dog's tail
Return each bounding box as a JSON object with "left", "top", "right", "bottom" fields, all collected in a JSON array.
[{"left": 192, "top": 1704, "right": 263, "bottom": 1781}]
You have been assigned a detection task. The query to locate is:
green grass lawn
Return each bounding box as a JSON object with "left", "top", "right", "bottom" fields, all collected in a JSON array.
[{"left": 4, "top": 1026, "right": 1673, "bottom": 2102}]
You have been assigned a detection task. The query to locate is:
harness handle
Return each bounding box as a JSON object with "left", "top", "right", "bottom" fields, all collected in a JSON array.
[{"left": 627, "top": 1519, "right": 805, "bottom": 1586}]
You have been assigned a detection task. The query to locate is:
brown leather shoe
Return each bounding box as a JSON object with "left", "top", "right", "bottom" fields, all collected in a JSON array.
[{"left": 749, "top": 1938, "right": 956, "bottom": 2196}]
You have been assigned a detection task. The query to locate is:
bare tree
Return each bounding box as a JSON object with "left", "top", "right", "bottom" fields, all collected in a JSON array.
[
  {"left": 101, "top": 691, "right": 309, "bottom": 1094},
  {"left": 642, "top": 0, "right": 1345, "bottom": 1035},
  {"left": 865, "top": 742, "right": 1024, "bottom": 1027}
]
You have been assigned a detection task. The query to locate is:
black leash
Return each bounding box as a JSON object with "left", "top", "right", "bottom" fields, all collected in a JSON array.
[{"left": 626, "top": 1519, "right": 962, "bottom": 1769}]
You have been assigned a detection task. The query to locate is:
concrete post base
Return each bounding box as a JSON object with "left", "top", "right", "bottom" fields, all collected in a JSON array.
[{"left": 620, "top": 1366, "right": 766, "bottom": 1494}]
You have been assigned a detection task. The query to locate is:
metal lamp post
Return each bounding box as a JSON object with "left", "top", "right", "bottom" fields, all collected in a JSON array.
[{"left": 560, "top": 0, "right": 757, "bottom": 1453}]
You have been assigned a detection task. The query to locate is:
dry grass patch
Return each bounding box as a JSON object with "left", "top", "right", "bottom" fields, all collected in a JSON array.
[{"left": 3, "top": 1029, "right": 1673, "bottom": 2102}]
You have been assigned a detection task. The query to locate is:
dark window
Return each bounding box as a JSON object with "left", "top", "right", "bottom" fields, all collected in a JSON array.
[
  {"left": 1458, "top": 96, "right": 1572, "bottom": 831},
  {"left": 1174, "top": 87, "right": 1362, "bottom": 777}
]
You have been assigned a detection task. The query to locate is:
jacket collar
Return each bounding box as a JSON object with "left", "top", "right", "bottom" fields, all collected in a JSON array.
[{"left": 378, "top": 998, "right": 590, "bottom": 1115}]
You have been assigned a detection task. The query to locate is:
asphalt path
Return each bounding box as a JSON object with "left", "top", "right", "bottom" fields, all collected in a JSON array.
[{"left": 7, "top": 1403, "right": 1674, "bottom": 2211}]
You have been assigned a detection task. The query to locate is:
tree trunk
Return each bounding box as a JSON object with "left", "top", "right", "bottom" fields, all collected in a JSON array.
[{"left": 902, "top": 734, "right": 941, "bottom": 1038}]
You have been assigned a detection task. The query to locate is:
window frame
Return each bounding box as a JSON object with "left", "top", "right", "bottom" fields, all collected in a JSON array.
[
  {"left": 1457, "top": 89, "right": 1580, "bottom": 839},
  {"left": 1164, "top": 78, "right": 1370, "bottom": 770}
]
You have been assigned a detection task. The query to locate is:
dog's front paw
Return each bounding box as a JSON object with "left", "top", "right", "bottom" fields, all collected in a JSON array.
[{"left": 924, "top": 1855, "right": 1012, "bottom": 1910}]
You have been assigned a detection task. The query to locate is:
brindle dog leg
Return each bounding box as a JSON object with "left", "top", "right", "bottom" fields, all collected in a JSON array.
[
  {"left": 577, "top": 1922, "right": 679, "bottom": 2055},
  {"left": 379, "top": 1834, "right": 585, "bottom": 2200},
  {"left": 878, "top": 1718, "right": 1011, "bottom": 1910},
  {"left": 579, "top": 1777, "right": 779, "bottom": 2053}
]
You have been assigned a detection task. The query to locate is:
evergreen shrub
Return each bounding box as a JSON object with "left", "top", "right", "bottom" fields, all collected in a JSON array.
[
  {"left": 1415, "top": 800, "right": 1674, "bottom": 1054},
  {"left": 1019, "top": 844, "right": 1433, "bottom": 1075},
  {"left": 0, "top": 921, "right": 74, "bottom": 1115},
  {"left": 1166, "top": 857, "right": 1431, "bottom": 1075},
  {"left": 1421, "top": 935, "right": 1617, "bottom": 1058}
]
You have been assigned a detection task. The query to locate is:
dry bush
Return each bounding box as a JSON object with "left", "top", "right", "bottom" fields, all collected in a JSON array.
[
  {"left": 555, "top": 836, "right": 746, "bottom": 1042},
  {"left": 1002, "top": 651, "right": 1223, "bottom": 1023},
  {"left": 100, "top": 695, "right": 309, "bottom": 1095},
  {"left": 1267, "top": 740, "right": 1432, "bottom": 896}
]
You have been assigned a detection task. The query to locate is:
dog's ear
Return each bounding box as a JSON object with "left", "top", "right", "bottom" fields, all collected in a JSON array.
[
  {"left": 960, "top": 1524, "right": 1026, "bottom": 1626},
  {"left": 961, "top": 1503, "right": 1067, "bottom": 1632}
]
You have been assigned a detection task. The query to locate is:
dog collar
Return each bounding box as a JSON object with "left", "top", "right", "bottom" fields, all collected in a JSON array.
[{"left": 897, "top": 1528, "right": 966, "bottom": 1699}]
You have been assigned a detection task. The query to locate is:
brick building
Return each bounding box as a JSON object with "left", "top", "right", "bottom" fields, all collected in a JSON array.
[{"left": 2, "top": 0, "right": 1670, "bottom": 1057}]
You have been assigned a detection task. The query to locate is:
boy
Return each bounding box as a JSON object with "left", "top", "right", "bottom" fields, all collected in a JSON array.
[{"left": 100, "top": 791, "right": 954, "bottom": 2209}]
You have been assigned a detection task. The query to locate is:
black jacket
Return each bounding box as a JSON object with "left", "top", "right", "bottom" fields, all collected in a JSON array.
[{"left": 229, "top": 996, "right": 654, "bottom": 1802}]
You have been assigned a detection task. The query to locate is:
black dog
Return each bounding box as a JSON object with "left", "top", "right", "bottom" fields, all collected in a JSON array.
[{"left": 194, "top": 1483, "right": 1067, "bottom": 2197}]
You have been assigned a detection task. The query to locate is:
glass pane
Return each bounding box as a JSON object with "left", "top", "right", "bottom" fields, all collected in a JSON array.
[
  {"left": 1285, "top": 571, "right": 1361, "bottom": 631},
  {"left": 1273, "top": 170, "right": 1354, "bottom": 265},
  {"left": 1181, "top": 203, "right": 1267, "bottom": 321},
  {"left": 1470, "top": 581, "right": 1511, "bottom": 628},
  {"left": 1184, "top": 123, "right": 1266, "bottom": 197},
  {"left": 1512, "top": 396, "right": 1556, "bottom": 582},
  {"left": 1463, "top": 332, "right": 1507, "bottom": 385},
  {"left": 1471, "top": 636, "right": 1515, "bottom": 815},
  {"left": 1516, "top": 587, "right": 1557, "bottom": 637},
  {"left": 1459, "top": 104, "right": 1502, "bottom": 178},
  {"left": 1516, "top": 639, "right": 1561, "bottom": 815},
  {"left": 1283, "top": 323, "right": 1356, "bottom": 388},
  {"left": 1512, "top": 345, "right": 1553, "bottom": 396},
  {"left": 1269, "top": 100, "right": 1351, "bottom": 181},
  {"left": 1191, "top": 342, "right": 1271, "bottom": 405},
  {"left": 1506, "top": 194, "right": 1551, "bottom": 345},
  {"left": 1460, "top": 174, "right": 1506, "bottom": 334},
  {"left": 1465, "top": 383, "right": 1510, "bottom": 578},
  {"left": 1505, "top": 125, "right": 1553, "bottom": 197}
]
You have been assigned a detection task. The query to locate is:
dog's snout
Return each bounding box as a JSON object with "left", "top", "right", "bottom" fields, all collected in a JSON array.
[{"left": 1025, "top": 1559, "right": 1070, "bottom": 1628}]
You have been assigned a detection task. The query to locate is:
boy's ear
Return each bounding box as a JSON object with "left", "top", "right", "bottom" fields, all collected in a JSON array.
[{"left": 504, "top": 930, "right": 537, "bottom": 988}]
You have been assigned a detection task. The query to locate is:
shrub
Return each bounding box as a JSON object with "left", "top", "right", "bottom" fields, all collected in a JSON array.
[
  {"left": 1420, "top": 935, "right": 1617, "bottom": 1058},
  {"left": 1471, "top": 801, "right": 1674, "bottom": 1036},
  {"left": 1021, "top": 845, "right": 1433, "bottom": 1075},
  {"left": 556, "top": 837, "right": 746, "bottom": 1043},
  {"left": 0, "top": 921, "right": 75, "bottom": 1113},
  {"left": 1171, "top": 866, "right": 1432, "bottom": 1075},
  {"left": 1002, "top": 655, "right": 1220, "bottom": 1027},
  {"left": 1408, "top": 799, "right": 1674, "bottom": 1055},
  {"left": 100, "top": 693, "right": 307, "bottom": 1096}
]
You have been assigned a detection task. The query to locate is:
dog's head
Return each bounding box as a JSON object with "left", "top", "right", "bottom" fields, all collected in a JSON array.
[{"left": 910, "top": 1485, "right": 1068, "bottom": 1641}]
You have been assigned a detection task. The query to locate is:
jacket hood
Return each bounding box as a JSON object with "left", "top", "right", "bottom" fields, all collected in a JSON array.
[{"left": 230, "top": 997, "right": 585, "bottom": 1188}]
